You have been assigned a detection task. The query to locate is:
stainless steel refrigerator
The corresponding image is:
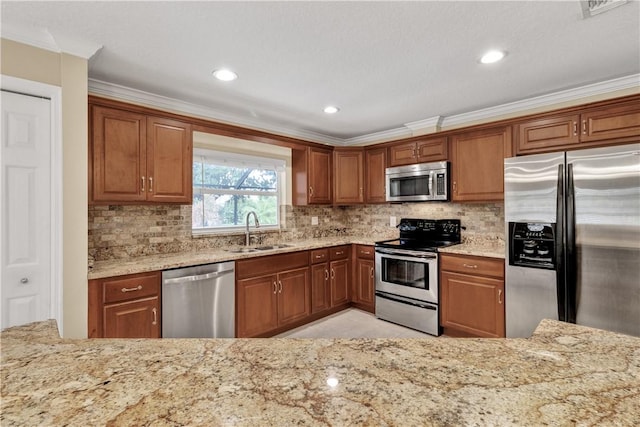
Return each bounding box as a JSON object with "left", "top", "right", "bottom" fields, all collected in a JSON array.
[{"left": 505, "top": 143, "right": 640, "bottom": 338}]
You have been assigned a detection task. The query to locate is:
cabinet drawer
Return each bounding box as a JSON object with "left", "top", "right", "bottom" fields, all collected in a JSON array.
[
  {"left": 440, "top": 254, "right": 504, "bottom": 279},
  {"left": 310, "top": 249, "right": 329, "bottom": 264},
  {"left": 236, "top": 251, "right": 309, "bottom": 280},
  {"left": 329, "top": 245, "right": 350, "bottom": 260},
  {"left": 355, "top": 245, "right": 374, "bottom": 260},
  {"left": 103, "top": 272, "right": 160, "bottom": 304}
]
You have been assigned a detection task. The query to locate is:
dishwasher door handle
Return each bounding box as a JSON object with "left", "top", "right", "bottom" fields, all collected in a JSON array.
[{"left": 163, "top": 268, "right": 234, "bottom": 284}]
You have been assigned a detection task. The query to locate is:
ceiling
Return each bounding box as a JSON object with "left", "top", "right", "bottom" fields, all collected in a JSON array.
[{"left": 2, "top": 1, "right": 639, "bottom": 145}]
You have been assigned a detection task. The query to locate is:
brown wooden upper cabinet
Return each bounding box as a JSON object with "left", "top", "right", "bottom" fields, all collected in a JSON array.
[
  {"left": 333, "top": 148, "right": 364, "bottom": 205},
  {"left": 516, "top": 100, "right": 640, "bottom": 154},
  {"left": 450, "top": 126, "right": 512, "bottom": 202},
  {"left": 292, "top": 147, "right": 332, "bottom": 205},
  {"left": 387, "top": 137, "right": 448, "bottom": 167},
  {"left": 90, "top": 105, "right": 192, "bottom": 204},
  {"left": 364, "top": 147, "right": 387, "bottom": 204}
]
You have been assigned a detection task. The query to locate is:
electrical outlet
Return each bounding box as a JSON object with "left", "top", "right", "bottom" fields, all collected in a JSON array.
[
  {"left": 390, "top": 216, "right": 397, "bottom": 227},
  {"left": 311, "top": 216, "right": 319, "bottom": 226}
]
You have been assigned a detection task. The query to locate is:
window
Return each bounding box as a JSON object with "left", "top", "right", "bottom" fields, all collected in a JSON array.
[{"left": 192, "top": 149, "right": 284, "bottom": 232}]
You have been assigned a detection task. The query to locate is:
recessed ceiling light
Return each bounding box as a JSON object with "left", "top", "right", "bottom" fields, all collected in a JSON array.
[
  {"left": 212, "top": 69, "right": 238, "bottom": 81},
  {"left": 323, "top": 106, "right": 340, "bottom": 114},
  {"left": 480, "top": 50, "right": 506, "bottom": 64}
]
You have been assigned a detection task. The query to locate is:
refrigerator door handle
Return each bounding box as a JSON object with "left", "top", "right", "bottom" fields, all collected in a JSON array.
[
  {"left": 555, "top": 164, "right": 566, "bottom": 322},
  {"left": 566, "top": 163, "right": 577, "bottom": 324}
]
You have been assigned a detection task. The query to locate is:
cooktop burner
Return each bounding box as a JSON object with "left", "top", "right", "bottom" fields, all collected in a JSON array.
[{"left": 375, "top": 219, "right": 462, "bottom": 251}]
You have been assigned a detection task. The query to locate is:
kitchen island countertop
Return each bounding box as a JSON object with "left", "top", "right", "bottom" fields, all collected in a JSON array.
[{"left": 2, "top": 319, "right": 638, "bottom": 426}]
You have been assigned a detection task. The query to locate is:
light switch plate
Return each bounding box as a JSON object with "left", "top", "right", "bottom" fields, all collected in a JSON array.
[
  {"left": 311, "top": 216, "right": 319, "bottom": 226},
  {"left": 390, "top": 216, "right": 397, "bottom": 227}
]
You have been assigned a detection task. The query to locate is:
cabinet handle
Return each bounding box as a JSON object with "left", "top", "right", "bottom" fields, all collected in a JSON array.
[
  {"left": 573, "top": 121, "right": 577, "bottom": 136},
  {"left": 331, "top": 268, "right": 335, "bottom": 279},
  {"left": 370, "top": 267, "right": 374, "bottom": 279},
  {"left": 315, "top": 255, "right": 323, "bottom": 259},
  {"left": 462, "top": 263, "right": 478, "bottom": 269},
  {"left": 335, "top": 251, "right": 344, "bottom": 255},
  {"left": 152, "top": 308, "right": 157, "bottom": 325},
  {"left": 361, "top": 251, "right": 371, "bottom": 255},
  {"left": 309, "top": 186, "right": 314, "bottom": 197},
  {"left": 121, "top": 285, "right": 143, "bottom": 293},
  {"left": 273, "top": 281, "right": 277, "bottom": 294},
  {"left": 324, "top": 269, "right": 329, "bottom": 281},
  {"left": 453, "top": 181, "right": 457, "bottom": 194},
  {"left": 141, "top": 176, "right": 145, "bottom": 192},
  {"left": 359, "top": 187, "right": 363, "bottom": 196},
  {"left": 278, "top": 280, "right": 283, "bottom": 293},
  {"left": 582, "top": 120, "right": 587, "bottom": 135},
  {"left": 149, "top": 176, "right": 153, "bottom": 192},
  {"left": 498, "top": 289, "right": 503, "bottom": 304}
]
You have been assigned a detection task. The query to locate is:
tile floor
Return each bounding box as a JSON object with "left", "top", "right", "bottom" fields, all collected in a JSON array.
[{"left": 274, "top": 308, "right": 434, "bottom": 338}]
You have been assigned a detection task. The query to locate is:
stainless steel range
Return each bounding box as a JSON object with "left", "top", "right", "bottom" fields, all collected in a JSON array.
[{"left": 375, "top": 219, "right": 461, "bottom": 336}]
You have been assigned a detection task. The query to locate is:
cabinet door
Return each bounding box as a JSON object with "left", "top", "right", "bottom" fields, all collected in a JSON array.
[
  {"left": 103, "top": 296, "right": 160, "bottom": 338},
  {"left": 355, "top": 258, "right": 375, "bottom": 311},
  {"left": 516, "top": 114, "right": 581, "bottom": 154},
  {"left": 580, "top": 102, "right": 640, "bottom": 143},
  {"left": 308, "top": 148, "right": 332, "bottom": 204},
  {"left": 334, "top": 149, "right": 364, "bottom": 204},
  {"left": 236, "top": 275, "right": 278, "bottom": 337},
  {"left": 440, "top": 271, "right": 505, "bottom": 338},
  {"left": 277, "top": 267, "right": 311, "bottom": 326},
  {"left": 146, "top": 117, "right": 192, "bottom": 203},
  {"left": 364, "top": 147, "right": 387, "bottom": 203},
  {"left": 451, "top": 126, "right": 512, "bottom": 202},
  {"left": 91, "top": 106, "right": 146, "bottom": 202},
  {"left": 311, "top": 263, "right": 331, "bottom": 314},
  {"left": 330, "top": 259, "right": 349, "bottom": 306},
  {"left": 416, "top": 137, "right": 448, "bottom": 163},
  {"left": 388, "top": 141, "right": 417, "bottom": 167}
]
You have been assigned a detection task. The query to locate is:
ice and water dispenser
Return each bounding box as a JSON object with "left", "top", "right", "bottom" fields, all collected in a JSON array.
[{"left": 508, "top": 222, "right": 556, "bottom": 270}]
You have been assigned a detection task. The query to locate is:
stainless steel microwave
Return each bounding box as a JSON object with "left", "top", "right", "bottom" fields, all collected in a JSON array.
[{"left": 385, "top": 161, "right": 449, "bottom": 202}]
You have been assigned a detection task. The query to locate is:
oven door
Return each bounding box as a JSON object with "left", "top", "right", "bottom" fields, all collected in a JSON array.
[{"left": 375, "top": 248, "right": 438, "bottom": 304}]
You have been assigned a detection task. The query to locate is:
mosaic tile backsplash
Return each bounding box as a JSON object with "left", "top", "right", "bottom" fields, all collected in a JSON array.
[{"left": 89, "top": 202, "right": 504, "bottom": 261}]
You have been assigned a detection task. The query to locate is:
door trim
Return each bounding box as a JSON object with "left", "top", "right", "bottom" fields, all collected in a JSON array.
[{"left": 1, "top": 75, "right": 63, "bottom": 334}]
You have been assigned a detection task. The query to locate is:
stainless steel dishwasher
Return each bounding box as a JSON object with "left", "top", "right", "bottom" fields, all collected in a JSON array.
[{"left": 162, "top": 261, "right": 235, "bottom": 338}]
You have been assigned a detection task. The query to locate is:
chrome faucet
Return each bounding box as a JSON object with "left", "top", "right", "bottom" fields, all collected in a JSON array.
[{"left": 245, "top": 211, "right": 260, "bottom": 247}]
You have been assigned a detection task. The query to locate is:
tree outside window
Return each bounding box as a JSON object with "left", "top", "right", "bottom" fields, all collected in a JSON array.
[{"left": 192, "top": 150, "right": 282, "bottom": 231}]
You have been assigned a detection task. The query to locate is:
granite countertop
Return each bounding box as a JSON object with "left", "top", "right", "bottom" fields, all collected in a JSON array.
[
  {"left": 89, "top": 235, "right": 505, "bottom": 280},
  {"left": 2, "top": 320, "right": 638, "bottom": 426},
  {"left": 439, "top": 235, "right": 505, "bottom": 259}
]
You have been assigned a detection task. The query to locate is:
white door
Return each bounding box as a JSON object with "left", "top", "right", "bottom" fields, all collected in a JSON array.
[{"left": 1, "top": 90, "right": 52, "bottom": 329}]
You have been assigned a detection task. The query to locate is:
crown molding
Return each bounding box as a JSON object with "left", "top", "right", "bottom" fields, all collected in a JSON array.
[
  {"left": 90, "top": 73, "right": 639, "bottom": 147},
  {"left": 2, "top": 23, "right": 102, "bottom": 59},
  {"left": 441, "top": 73, "right": 640, "bottom": 129},
  {"left": 88, "top": 79, "right": 341, "bottom": 146}
]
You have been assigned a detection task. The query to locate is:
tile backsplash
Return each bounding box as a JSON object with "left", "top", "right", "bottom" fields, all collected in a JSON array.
[{"left": 89, "top": 202, "right": 504, "bottom": 262}]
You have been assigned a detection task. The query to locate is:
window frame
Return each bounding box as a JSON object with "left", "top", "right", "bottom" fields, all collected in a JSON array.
[{"left": 192, "top": 148, "right": 284, "bottom": 235}]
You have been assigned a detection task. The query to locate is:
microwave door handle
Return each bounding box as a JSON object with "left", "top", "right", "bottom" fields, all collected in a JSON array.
[{"left": 428, "top": 171, "right": 434, "bottom": 198}]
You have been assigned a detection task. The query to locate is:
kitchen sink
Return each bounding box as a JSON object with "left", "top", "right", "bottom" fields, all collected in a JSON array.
[
  {"left": 255, "top": 244, "right": 294, "bottom": 250},
  {"left": 227, "top": 248, "right": 259, "bottom": 253},
  {"left": 226, "top": 244, "right": 294, "bottom": 253}
]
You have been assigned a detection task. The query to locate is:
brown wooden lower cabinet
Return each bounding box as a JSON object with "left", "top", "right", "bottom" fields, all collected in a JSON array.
[
  {"left": 440, "top": 254, "right": 505, "bottom": 338},
  {"left": 352, "top": 245, "right": 375, "bottom": 313},
  {"left": 88, "top": 271, "right": 161, "bottom": 338},
  {"left": 329, "top": 246, "right": 350, "bottom": 307}
]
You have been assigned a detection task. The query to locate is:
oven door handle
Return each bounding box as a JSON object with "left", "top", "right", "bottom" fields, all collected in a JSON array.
[
  {"left": 375, "top": 292, "right": 437, "bottom": 310},
  {"left": 375, "top": 247, "right": 437, "bottom": 259}
]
